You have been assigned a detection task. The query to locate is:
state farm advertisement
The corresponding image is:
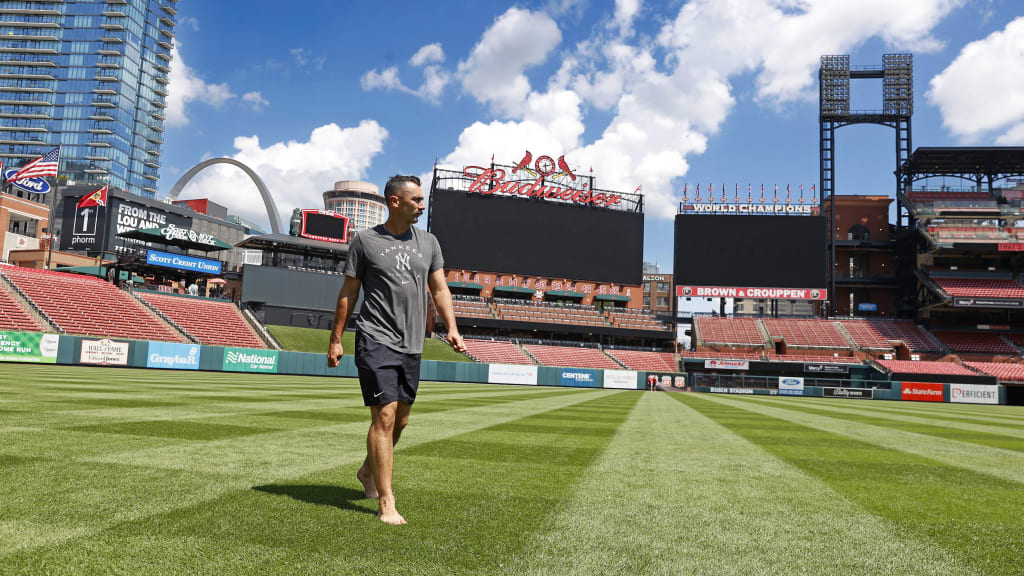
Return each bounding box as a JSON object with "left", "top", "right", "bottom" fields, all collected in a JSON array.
[
  {"left": 676, "top": 285, "right": 827, "bottom": 301},
  {"left": 901, "top": 382, "right": 944, "bottom": 402}
]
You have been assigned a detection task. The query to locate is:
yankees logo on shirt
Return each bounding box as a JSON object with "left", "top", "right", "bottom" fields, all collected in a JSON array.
[{"left": 395, "top": 252, "right": 411, "bottom": 272}]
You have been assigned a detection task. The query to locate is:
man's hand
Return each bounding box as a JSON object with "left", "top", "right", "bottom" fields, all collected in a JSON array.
[
  {"left": 327, "top": 340, "right": 344, "bottom": 368},
  {"left": 447, "top": 332, "right": 467, "bottom": 354}
]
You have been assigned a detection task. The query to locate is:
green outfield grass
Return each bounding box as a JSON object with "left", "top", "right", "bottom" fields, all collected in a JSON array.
[
  {"left": 268, "top": 324, "right": 472, "bottom": 362},
  {"left": 1, "top": 365, "right": 1022, "bottom": 575}
]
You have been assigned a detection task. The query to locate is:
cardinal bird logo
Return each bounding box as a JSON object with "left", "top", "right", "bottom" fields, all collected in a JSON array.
[
  {"left": 556, "top": 155, "right": 576, "bottom": 181},
  {"left": 512, "top": 150, "right": 532, "bottom": 174}
]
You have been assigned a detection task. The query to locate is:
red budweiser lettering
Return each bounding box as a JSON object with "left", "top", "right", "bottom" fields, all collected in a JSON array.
[{"left": 463, "top": 166, "right": 622, "bottom": 208}]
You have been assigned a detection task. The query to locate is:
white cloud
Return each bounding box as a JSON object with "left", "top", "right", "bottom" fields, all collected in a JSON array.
[
  {"left": 456, "top": 8, "right": 562, "bottom": 117},
  {"left": 290, "top": 48, "right": 326, "bottom": 71},
  {"left": 361, "top": 63, "right": 450, "bottom": 105},
  {"left": 241, "top": 91, "right": 270, "bottom": 111},
  {"left": 361, "top": 67, "right": 404, "bottom": 91},
  {"left": 612, "top": 0, "right": 641, "bottom": 36},
  {"left": 928, "top": 16, "right": 1024, "bottom": 143},
  {"left": 175, "top": 121, "right": 389, "bottom": 230},
  {"left": 178, "top": 16, "right": 200, "bottom": 32},
  {"left": 437, "top": 1, "right": 963, "bottom": 219},
  {"left": 410, "top": 43, "right": 445, "bottom": 66},
  {"left": 166, "top": 45, "right": 236, "bottom": 127}
]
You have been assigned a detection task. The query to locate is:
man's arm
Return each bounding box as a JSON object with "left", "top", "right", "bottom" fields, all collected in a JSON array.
[
  {"left": 327, "top": 275, "right": 361, "bottom": 367},
  {"left": 427, "top": 268, "right": 467, "bottom": 354}
]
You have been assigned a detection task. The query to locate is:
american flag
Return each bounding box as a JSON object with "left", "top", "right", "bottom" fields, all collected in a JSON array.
[{"left": 10, "top": 146, "right": 60, "bottom": 181}]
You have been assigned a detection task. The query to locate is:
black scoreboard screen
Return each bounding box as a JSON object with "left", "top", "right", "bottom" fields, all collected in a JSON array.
[
  {"left": 429, "top": 187, "right": 643, "bottom": 285},
  {"left": 300, "top": 210, "right": 349, "bottom": 244}
]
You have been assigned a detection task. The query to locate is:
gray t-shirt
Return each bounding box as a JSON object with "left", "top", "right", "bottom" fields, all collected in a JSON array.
[{"left": 343, "top": 224, "right": 443, "bottom": 354}]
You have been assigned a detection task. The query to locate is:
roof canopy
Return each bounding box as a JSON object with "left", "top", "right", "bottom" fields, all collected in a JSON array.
[{"left": 902, "top": 147, "right": 1024, "bottom": 179}]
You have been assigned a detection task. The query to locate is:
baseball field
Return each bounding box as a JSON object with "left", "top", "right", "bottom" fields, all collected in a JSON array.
[{"left": 1, "top": 364, "right": 1021, "bottom": 575}]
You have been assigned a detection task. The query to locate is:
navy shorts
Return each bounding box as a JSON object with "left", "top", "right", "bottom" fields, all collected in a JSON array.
[{"left": 354, "top": 332, "right": 421, "bottom": 406}]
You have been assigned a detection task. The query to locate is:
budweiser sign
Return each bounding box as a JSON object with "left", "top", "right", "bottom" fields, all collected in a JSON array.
[{"left": 463, "top": 151, "right": 623, "bottom": 208}]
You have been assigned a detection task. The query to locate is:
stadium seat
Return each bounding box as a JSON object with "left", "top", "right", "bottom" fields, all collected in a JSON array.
[
  {"left": 137, "top": 291, "right": 266, "bottom": 349},
  {"left": 908, "top": 191, "right": 992, "bottom": 203},
  {"left": 695, "top": 317, "right": 765, "bottom": 346},
  {"left": 0, "top": 280, "right": 46, "bottom": 333},
  {"left": 461, "top": 339, "right": 534, "bottom": 365},
  {"left": 605, "top": 349, "right": 677, "bottom": 371},
  {"left": 964, "top": 362, "right": 1024, "bottom": 383},
  {"left": 761, "top": 319, "right": 850, "bottom": 349},
  {"left": 931, "top": 331, "right": 1018, "bottom": 355},
  {"left": 933, "top": 278, "right": 1024, "bottom": 299},
  {"left": 876, "top": 359, "right": 976, "bottom": 376},
  {"left": 493, "top": 298, "right": 611, "bottom": 328},
  {"left": 452, "top": 296, "right": 495, "bottom": 320},
  {"left": 838, "top": 320, "right": 942, "bottom": 352},
  {"left": 681, "top": 350, "right": 762, "bottom": 361},
  {"left": 0, "top": 266, "right": 185, "bottom": 342},
  {"left": 767, "top": 353, "right": 861, "bottom": 364},
  {"left": 523, "top": 344, "right": 621, "bottom": 369},
  {"left": 605, "top": 308, "right": 671, "bottom": 331}
]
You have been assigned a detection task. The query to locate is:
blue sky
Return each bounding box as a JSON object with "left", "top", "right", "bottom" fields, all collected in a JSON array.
[{"left": 162, "top": 0, "right": 1024, "bottom": 273}]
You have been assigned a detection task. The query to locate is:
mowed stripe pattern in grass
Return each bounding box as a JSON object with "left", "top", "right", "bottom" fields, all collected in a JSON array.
[{"left": 0, "top": 364, "right": 1022, "bottom": 574}]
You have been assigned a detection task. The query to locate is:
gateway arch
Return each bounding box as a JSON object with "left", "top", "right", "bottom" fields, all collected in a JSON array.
[{"left": 167, "top": 157, "right": 282, "bottom": 234}]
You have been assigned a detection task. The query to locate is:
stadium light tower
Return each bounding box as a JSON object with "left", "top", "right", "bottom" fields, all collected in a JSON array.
[{"left": 819, "top": 53, "right": 913, "bottom": 316}]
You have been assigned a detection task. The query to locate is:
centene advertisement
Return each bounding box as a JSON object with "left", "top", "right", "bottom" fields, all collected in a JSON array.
[
  {"left": 146, "top": 249, "right": 222, "bottom": 275},
  {"left": 561, "top": 368, "right": 598, "bottom": 388},
  {"left": 950, "top": 383, "right": 999, "bottom": 405},
  {"left": 778, "top": 376, "right": 804, "bottom": 396},
  {"left": 223, "top": 347, "right": 278, "bottom": 373},
  {"left": 604, "top": 370, "right": 638, "bottom": 389},
  {"left": 487, "top": 363, "right": 537, "bottom": 385},
  {"left": 146, "top": 341, "right": 200, "bottom": 370},
  {"left": 677, "top": 285, "right": 827, "bottom": 301},
  {"left": 704, "top": 359, "right": 749, "bottom": 370},
  {"left": 80, "top": 338, "right": 129, "bottom": 366},
  {"left": 0, "top": 331, "right": 58, "bottom": 363},
  {"left": 901, "top": 382, "right": 944, "bottom": 402}
]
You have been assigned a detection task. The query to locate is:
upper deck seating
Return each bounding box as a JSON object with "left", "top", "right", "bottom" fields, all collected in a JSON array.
[
  {"left": 761, "top": 319, "right": 850, "bottom": 349},
  {"left": 452, "top": 297, "right": 495, "bottom": 320},
  {"left": 606, "top": 308, "right": 670, "bottom": 331},
  {"left": 137, "top": 291, "right": 265, "bottom": 348},
  {"left": 964, "top": 362, "right": 1024, "bottom": 383},
  {"left": 681, "top": 350, "right": 762, "bottom": 360},
  {"left": 0, "top": 282, "right": 45, "bottom": 333},
  {"left": 877, "top": 359, "right": 976, "bottom": 376},
  {"left": 0, "top": 266, "right": 184, "bottom": 342},
  {"left": 523, "top": 344, "right": 620, "bottom": 369},
  {"left": 767, "top": 353, "right": 862, "bottom": 364},
  {"left": 933, "top": 278, "right": 1024, "bottom": 299},
  {"left": 931, "top": 331, "right": 1018, "bottom": 355},
  {"left": 606, "top": 349, "right": 677, "bottom": 371},
  {"left": 696, "top": 317, "right": 765, "bottom": 346},
  {"left": 462, "top": 339, "right": 534, "bottom": 365},
  {"left": 494, "top": 299, "right": 609, "bottom": 327}
]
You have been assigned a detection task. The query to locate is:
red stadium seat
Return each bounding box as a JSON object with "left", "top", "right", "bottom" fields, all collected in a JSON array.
[
  {"left": 964, "top": 362, "right": 1024, "bottom": 383},
  {"left": 761, "top": 319, "right": 850, "bottom": 349},
  {"left": 931, "top": 331, "right": 1018, "bottom": 355},
  {"left": 137, "top": 291, "right": 266, "bottom": 348},
  {"left": 933, "top": 278, "right": 1024, "bottom": 299},
  {"left": 461, "top": 339, "right": 534, "bottom": 365},
  {"left": 876, "top": 359, "right": 976, "bottom": 376},
  {"left": 696, "top": 317, "right": 765, "bottom": 346},
  {"left": 605, "top": 349, "right": 677, "bottom": 371},
  {"left": 0, "top": 279, "right": 46, "bottom": 333},
  {"left": 524, "top": 344, "right": 621, "bottom": 369},
  {"left": 838, "top": 320, "right": 942, "bottom": 352},
  {"left": 0, "top": 266, "right": 185, "bottom": 342}
]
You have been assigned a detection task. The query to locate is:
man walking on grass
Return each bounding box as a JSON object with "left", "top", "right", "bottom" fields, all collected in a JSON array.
[{"left": 327, "top": 174, "right": 466, "bottom": 525}]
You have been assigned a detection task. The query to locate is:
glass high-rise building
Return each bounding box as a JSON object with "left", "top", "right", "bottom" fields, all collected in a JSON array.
[{"left": 0, "top": 0, "right": 178, "bottom": 197}]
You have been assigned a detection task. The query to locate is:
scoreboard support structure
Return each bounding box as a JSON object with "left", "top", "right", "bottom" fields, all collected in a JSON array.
[{"left": 819, "top": 54, "right": 913, "bottom": 316}]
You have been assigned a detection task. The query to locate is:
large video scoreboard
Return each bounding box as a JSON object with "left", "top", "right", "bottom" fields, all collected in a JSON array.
[
  {"left": 673, "top": 214, "right": 827, "bottom": 300},
  {"left": 429, "top": 161, "right": 644, "bottom": 286}
]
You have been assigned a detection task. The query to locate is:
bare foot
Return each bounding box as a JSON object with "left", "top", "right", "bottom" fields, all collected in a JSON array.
[
  {"left": 357, "top": 466, "right": 378, "bottom": 499},
  {"left": 377, "top": 495, "right": 407, "bottom": 525}
]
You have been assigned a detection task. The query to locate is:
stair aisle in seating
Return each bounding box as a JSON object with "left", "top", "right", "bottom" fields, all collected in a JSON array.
[
  {"left": 523, "top": 344, "right": 620, "bottom": 369},
  {"left": 0, "top": 277, "right": 46, "bottom": 333}
]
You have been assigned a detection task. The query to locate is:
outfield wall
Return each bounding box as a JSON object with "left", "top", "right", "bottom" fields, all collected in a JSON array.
[
  {"left": 0, "top": 330, "right": 1008, "bottom": 402},
  {"left": 0, "top": 331, "right": 649, "bottom": 390}
]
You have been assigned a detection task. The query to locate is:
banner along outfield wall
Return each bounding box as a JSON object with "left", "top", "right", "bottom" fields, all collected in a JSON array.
[{"left": 0, "top": 332, "right": 647, "bottom": 390}]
